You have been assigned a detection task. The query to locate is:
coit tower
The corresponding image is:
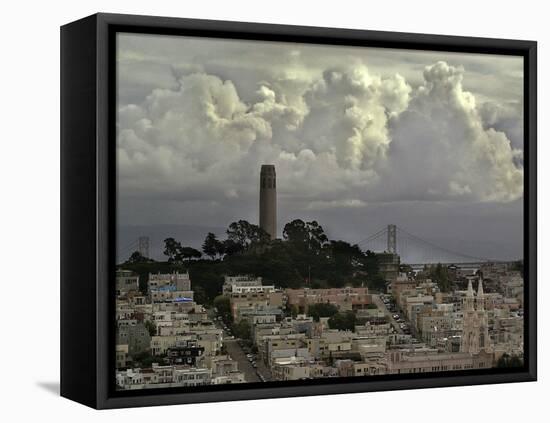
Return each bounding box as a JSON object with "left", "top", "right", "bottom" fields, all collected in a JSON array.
[{"left": 259, "top": 164, "right": 277, "bottom": 240}]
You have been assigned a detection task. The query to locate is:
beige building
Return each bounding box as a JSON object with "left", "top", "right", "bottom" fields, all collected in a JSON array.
[
  {"left": 116, "top": 270, "right": 139, "bottom": 296},
  {"left": 386, "top": 349, "right": 493, "bottom": 374},
  {"left": 116, "top": 344, "right": 129, "bottom": 369},
  {"left": 229, "top": 290, "right": 284, "bottom": 321},
  {"left": 285, "top": 287, "right": 371, "bottom": 312}
]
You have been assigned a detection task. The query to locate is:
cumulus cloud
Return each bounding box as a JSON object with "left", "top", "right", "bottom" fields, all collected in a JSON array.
[
  {"left": 300, "top": 65, "right": 411, "bottom": 170},
  {"left": 479, "top": 100, "right": 524, "bottom": 152},
  {"left": 117, "top": 56, "right": 523, "bottom": 222},
  {"left": 384, "top": 61, "right": 523, "bottom": 202},
  {"left": 117, "top": 64, "right": 414, "bottom": 207}
]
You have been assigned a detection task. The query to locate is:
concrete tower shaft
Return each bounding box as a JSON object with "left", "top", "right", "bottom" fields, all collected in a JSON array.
[{"left": 259, "top": 164, "right": 277, "bottom": 240}]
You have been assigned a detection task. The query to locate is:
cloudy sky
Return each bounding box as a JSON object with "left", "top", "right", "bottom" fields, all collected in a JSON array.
[{"left": 116, "top": 33, "right": 524, "bottom": 262}]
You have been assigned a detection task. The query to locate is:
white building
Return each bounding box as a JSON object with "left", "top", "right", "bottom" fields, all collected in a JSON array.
[{"left": 222, "top": 275, "right": 274, "bottom": 294}]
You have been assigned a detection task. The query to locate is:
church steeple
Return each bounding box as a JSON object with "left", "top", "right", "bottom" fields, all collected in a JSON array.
[
  {"left": 464, "top": 279, "right": 475, "bottom": 312},
  {"left": 461, "top": 277, "right": 491, "bottom": 354},
  {"left": 477, "top": 278, "right": 485, "bottom": 311}
]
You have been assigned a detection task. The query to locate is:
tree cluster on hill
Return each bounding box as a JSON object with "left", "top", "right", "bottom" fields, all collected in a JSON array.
[
  {"left": 163, "top": 237, "right": 202, "bottom": 263},
  {"left": 120, "top": 218, "right": 386, "bottom": 304}
]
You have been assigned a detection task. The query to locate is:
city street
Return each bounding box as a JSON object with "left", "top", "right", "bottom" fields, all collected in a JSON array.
[
  {"left": 372, "top": 294, "right": 404, "bottom": 334},
  {"left": 224, "top": 339, "right": 260, "bottom": 383},
  {"left": 208, "top": 307, "right": 273, "bottom": 383}
]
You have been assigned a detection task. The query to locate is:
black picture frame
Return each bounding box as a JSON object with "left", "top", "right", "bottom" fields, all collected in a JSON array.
[{"left": 61, "top": 12, "right": 537, "bottom": 409}]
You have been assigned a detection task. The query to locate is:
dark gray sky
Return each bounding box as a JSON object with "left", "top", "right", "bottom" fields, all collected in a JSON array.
[{"left": 116, "top": 33, "right": 524, "bottom": 262}]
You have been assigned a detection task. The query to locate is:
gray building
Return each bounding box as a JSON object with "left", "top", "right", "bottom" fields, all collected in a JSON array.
[{"left": 117, "top": 322, "right": 151, "bottom": 357}]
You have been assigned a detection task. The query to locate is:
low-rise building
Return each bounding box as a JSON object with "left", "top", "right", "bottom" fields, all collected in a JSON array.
[
  {"left": 222, "top": 275, "right": 274, "bottom": 295},
  {"left": 116, "top": 270, "right": 139, "bottom": 296},
  {"left": 285, "top": 287, "right": 371, "bottom": 312},
  {"left": 116, "top": 322, "right": 151, "bottom": 357},
  {"left": 148, "top": 271, "right": 191, "bottom": 292}
]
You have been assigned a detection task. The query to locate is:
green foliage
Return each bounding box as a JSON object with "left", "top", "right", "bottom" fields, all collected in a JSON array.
[
  {"left": 202, "top": 232, "right": 223, "bottom": 259},
  {"left": 131, "top": 351, "right": 163, "bottom": 368},
  {"left": 307, "top": 303, "right": 339, "bottom": 321},
  {"left": 144, "top": 320, "right": 156, "bottom": 337},
  {"left": 163, "top": 238, "right": 201, "bottom": 263},
  {"left": 126, "top": 250, "right": 152, "bottom": 264},
  {"left": 286, "top": 304, "right": 299, "bottom": 318},
  {"left": 232, "top": 320, "right": 251, "bottom": 340},
  {"left": 214, "top": 295, "right": 231, "bottom": 318},
  {"left": 366, "top": 274, "right": 387, "bottom": 293},
  {"left": 227, "top": 220, "right": 270, "bottom": 250},
  {"left": 176, "top": 246, "right": 202, "bottom": 262},
  {"left": 496, "top": 353, "right": 524, "bottom": 368},
  {"left": 328, "top": 311, "right": 357, "bottom": 331},
  {"left": 428, "top": 263, "right": 450, "bottom": 292},
  {"left": 283, "top": 219, "right": 328, "bottom": 255},
  {"left": 163, "top": 237, "right": 181, "bottom": 262}
]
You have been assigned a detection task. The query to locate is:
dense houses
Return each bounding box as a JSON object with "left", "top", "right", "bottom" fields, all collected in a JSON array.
[
  {"left": 115, "top": 271, "right": 244, "bottom": 390},
  {"left": 116, "top": 260, "right": 524, "bottom": 389}
]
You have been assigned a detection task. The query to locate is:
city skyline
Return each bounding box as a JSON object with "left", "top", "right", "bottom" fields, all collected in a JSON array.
[{"left": 114, "top": 32, "right": 525, "bottom": 392}]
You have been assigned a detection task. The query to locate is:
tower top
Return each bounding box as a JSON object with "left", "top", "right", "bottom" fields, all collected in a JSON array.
[{"left": 261, "top": 164, "right": 276, "bottom": 174}]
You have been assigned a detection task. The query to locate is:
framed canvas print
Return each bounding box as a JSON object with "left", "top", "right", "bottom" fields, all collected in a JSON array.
[{"left": 60, "top": 13, "right": 537, "bottom": 409}]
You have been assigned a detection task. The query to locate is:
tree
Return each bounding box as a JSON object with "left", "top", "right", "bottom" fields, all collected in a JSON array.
[
  {"left": 283, "top": 219, "right": 328, "bottom": 255},
  {"left": 222, "top": 239, "right": 244, "bottom": 256},
  {"left": 496, "top": 353, "right": 524, "bottom": 368},
  {"left": 429, "top": 263, "right": 450, "bottom": 292},
  {"left": 214, "top": 295, "right": 231, "bottom": 320},
  {"left": 163, "top": 237, "right": 182, "bottom": 262},
  {"left": 126, "top": 250, "right": 148, "bottom": 264},
  {"left": 232, "top": 320, "right": 251, "bottom": 340},
  {"left": 227, "top": 220, "right": 270, "bottom": 250},
  {"left": 307, "top": 303, "right": 339, "bottom": 321},
  {"left": 367, "top": 274, "right": 387, "bottom": 293},
  {"left": 176, "top": 246, "right": 202, "bottom": 262},
  {"left": 144, "top": 320, "right": 156, "bottom": 337},
  {"left": 328, "top": 311, "right": 357, "bottom": 331},
  {"left": 202, "top": 232, "right": 222, "bottom": 259},
  {"left": 362, "top": 250, "right": 380, "bottom": 277},
  {"left": 132, "top": 350, "right": 163, "bottom": 368},
  {"left": 329, "top": 241, "right": 363, "bottom": 265}
]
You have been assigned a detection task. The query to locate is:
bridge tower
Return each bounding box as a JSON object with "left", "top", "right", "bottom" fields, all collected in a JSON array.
[
  {"left": 138, "top": 236, "right": 150, "bottom": 258},
  {"left": 387, "top": 224, "right": 397, "bottom": 254}
]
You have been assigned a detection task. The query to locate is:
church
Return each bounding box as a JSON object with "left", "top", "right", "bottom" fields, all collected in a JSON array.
[{"left": 461, "top": 278, "right": 491, "bottom": 355}]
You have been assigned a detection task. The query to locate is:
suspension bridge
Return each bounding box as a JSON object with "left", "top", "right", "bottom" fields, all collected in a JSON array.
[
  {"left": 356, "top": 224, "right": 498, "bottom": 266},
  {"left": 118, "top": 225, "right": 501, "bottom": 267}
]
